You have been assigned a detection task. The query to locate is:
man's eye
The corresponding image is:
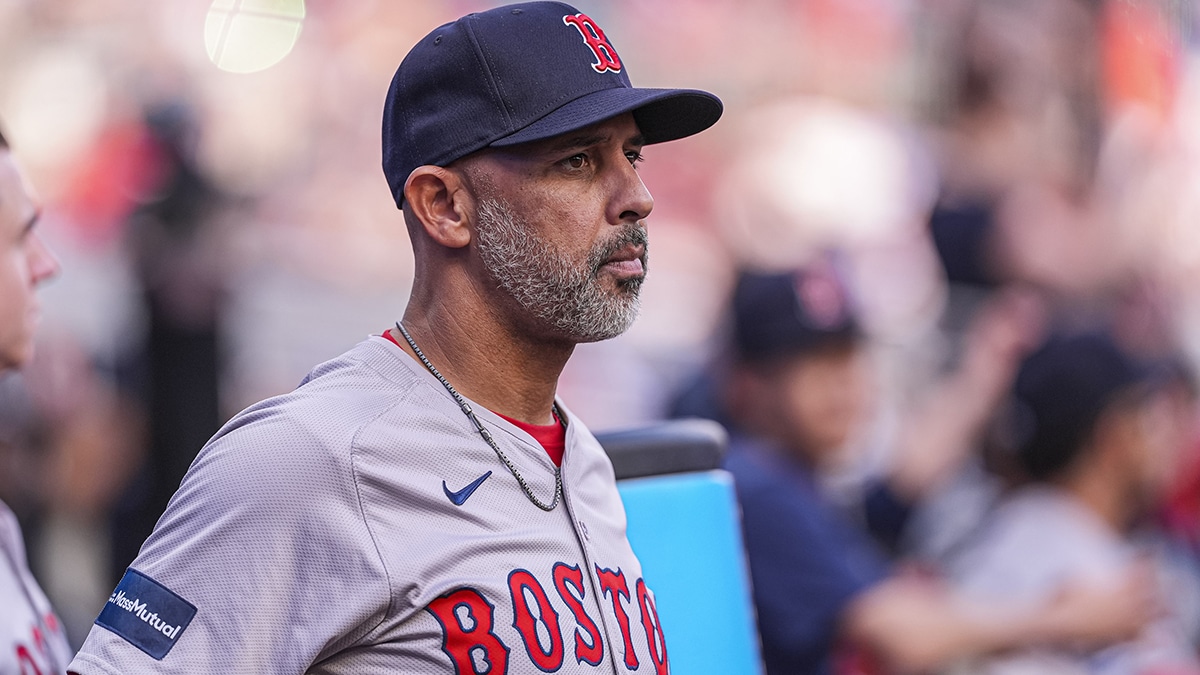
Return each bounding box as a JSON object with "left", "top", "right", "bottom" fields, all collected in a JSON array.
[
  {"left": 625, "top": 150, "right": 645, "bottom": 166},
  {"left": 563, "top": 154, "right": 588, "bottom": 169}
]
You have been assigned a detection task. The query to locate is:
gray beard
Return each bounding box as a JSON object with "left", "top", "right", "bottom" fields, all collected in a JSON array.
[{"left": 474, "top": 197, "right": 647, "bottom": 343}]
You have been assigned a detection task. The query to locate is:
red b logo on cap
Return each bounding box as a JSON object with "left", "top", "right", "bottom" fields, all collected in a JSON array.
[{"left": 564, "top": 13, "right": 622, "bottom": 73}]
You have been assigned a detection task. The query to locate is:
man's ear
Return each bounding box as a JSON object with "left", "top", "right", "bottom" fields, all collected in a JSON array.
[{"left": 404, "top": 166, "right": 473, "bottom": 249}]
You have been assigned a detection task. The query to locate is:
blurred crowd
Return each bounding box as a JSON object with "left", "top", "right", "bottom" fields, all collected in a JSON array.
[{"left": 2, "top": 0, "right": 1200, "bottom": 672}]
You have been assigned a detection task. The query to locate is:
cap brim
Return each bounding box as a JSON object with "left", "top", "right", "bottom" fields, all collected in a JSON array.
[{"left": 489, "top": 86, "right": 723, "bottom": 148}]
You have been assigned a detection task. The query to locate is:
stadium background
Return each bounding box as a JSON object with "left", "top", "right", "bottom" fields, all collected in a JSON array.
[{"left": 1, "top": 0, "right": 1199, "bottom": 651}]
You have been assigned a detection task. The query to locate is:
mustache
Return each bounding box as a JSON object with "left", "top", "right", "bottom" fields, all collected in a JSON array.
[{"left": 588, "top": 224, "right": 649, "bottom": 275}]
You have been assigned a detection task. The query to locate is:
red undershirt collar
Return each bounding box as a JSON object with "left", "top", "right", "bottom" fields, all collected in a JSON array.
[{"left": 381, "top": 330, "right": 565, "bottom": 466}]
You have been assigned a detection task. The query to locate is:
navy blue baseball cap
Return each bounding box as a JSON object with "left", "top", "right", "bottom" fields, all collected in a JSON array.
[
  {"left": 1007, "top": 330, "right": 1168, "bottom": 480},
  {"left": 382, "top": 2, "right": 724, "bottom": 207},
  {"left": 732, "top": 259, "right": 861, "bottom": 364}
]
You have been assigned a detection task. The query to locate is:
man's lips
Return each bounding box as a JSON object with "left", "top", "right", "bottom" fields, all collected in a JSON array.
[{"left": 601, "top": 244, "right": 645, "bottom": 277}]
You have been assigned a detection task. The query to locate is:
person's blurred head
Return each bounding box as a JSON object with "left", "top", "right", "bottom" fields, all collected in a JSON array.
[
  {"left": 726, "top": 258, "right": 871, "bottom": 466},
  {"left": 1001, "top": 330, "right": 1185, "bottom": 525},
  {"left": 0, "top": 127, "right": 59, "bottom": 371}
]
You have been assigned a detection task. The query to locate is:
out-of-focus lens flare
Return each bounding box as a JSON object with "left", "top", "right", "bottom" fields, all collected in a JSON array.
[{"left": 204, "top": 0, "right": 305, "bottom": 74}]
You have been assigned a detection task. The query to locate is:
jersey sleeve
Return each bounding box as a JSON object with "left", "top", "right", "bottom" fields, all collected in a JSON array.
[{"left": 69, "top": 400, "right": 392, "bottom": 675}]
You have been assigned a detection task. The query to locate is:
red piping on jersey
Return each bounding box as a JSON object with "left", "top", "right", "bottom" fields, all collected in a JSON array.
[{"left": 381, "top": 330, "right": 565, "bottom": 466}]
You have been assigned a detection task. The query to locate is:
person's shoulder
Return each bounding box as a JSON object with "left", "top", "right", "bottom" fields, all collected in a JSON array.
[
  {"left": 950, "top": 486, "right": 1122, "bottom": 594},
  {"left": 216, "top": 338, "right": 423, "bottom": 445},
  {"left": 984, "top": 487, "right": 1116, "bottom": 554},
  {"left": 722, "top": 435, "right": 846, "bottom": 545},
  {"left": 127, "top": 343, "right": 424, "bottom": 577},
  {"left": 176, "top": 339, "right": 430, "bottom": 500},
  {"left": 723, "top": 434, "right": 815, "bottom": 496},
  {"left": 288, "top": 337, "right": 426, "bottom": 413}
]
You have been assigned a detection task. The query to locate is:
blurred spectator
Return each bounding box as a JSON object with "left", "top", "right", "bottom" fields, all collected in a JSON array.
[
  {"left": 113, "top": 101, "right": 229, "bottom": 576},
  {"left": 948, "top": 331, "right": 1200, "bottom": 673},
  {"left": 0, "top": 125, "right": 72, "bottom": 673},
  {"left": 909, "top": 0, "right": 1200, "bottom": 580},
  {"left": 0, "top": 0, "right": 1197, "bottom": 668},
  {"left": 685, "top": 259, "right": 1158, "bottom": 674},
  {"left": 18, "top": 342, "right": 146, "bottom": 648}
]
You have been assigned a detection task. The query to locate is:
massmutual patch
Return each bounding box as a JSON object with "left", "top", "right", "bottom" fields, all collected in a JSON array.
[{"left": 96, "top": 569, "right": 197, "bottom": 660}]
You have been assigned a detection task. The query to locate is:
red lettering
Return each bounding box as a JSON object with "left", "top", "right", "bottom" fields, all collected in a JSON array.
[
  {"left": 552, "top": 563, "right": 604, "bottom": 666},
  {"left": 563, "top": 13, "right": 623, "bottom": 73},
  {"left": 427, "top": 588, "right": 510, "bottom": 675},
  {"left": 16, "top": 644, "right": 43, "bottom": 675},
  {"left": 595, "top": 565, "right": 639, "bottom": 669},
  {"left": 508, "top": 570, "right": 564, "bottom": 672},
  {"left": 30, "top": 626, "right": 45, "bottom": 655},
  {"left": 636, "top": 579, "right": 668, "bottom": 674}
]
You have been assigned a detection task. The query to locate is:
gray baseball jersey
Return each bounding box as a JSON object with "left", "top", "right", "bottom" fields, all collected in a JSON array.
[
  {"left": 69, "top": 336, "right": 669, "bottom": 674},
  {"left": 0, "top": 500, "right": 72, "bottom": 675}
]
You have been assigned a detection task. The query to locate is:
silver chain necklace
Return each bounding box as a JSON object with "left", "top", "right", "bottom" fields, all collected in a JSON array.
[{"left": 395, "top": 322, "right": 562, "bottom": 511}]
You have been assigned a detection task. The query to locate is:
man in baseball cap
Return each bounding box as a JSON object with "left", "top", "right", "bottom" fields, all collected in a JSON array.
[{"left": 70, "top": 3, "right": 720, "bottom": 674}]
